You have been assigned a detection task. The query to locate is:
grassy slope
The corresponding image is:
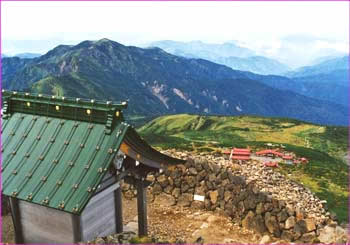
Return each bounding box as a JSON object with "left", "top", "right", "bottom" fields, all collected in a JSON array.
[{"left": 138, "top": 114, "right": 348, "bottom": 223}]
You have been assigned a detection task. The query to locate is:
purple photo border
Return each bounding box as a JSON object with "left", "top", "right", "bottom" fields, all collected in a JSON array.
[{"left": 0, "top": 1, "right": 349, "bottom": 245}]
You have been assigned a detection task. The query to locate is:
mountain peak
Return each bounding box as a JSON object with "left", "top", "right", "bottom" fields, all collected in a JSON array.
[{"left": 95, "top": 38, "right": 114, "bottom": 44}]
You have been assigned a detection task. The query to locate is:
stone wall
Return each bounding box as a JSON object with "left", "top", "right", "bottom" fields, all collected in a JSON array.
[{"left": 122, "top": 154, "right": 348, "bottom": 244}]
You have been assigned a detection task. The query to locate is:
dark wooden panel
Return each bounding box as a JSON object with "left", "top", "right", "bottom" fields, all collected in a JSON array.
[
  {"left": 136, "top": 179, "right": 148, "bottom": 236},
  {"left": 72, "top": 214, "right": 82, "bottom": 243},
  {"left": 114, "top": 187, "right": 123, "bottom": 233}
]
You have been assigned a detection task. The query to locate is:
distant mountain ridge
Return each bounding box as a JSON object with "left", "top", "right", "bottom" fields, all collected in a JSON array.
[
  {"left": 286, "top": 56, "right": 349, "bottom": 78},
  {"left": 149, "top": 40, "right": 290, "bottom": 75},
  {"left": 281, "top": 56, "right": 349, "bottom": 106},
  {"left": 14, "top": 53, "right": 42, "bottom": 59},
  {"left": 1, "top": 38, "right": 347, "bottom": 126}
]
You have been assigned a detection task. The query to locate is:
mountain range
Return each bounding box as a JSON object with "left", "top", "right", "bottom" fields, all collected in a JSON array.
[
  {"left": 149, "top": 40, "right": 290, "bottom": 75},
  {"left": 1, "top": 38, "right": 348, "bottom": 126}
]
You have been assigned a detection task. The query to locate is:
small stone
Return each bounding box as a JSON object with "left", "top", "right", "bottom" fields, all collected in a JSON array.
[
  {"left": 285, "top": 216, "right": 296, "bottom": 229},
  {"left": 256, "top": 202, "right": 265, "bottom": 215},
  {"left": 188, "top": 168, "right": 198, "bottom": 175},
  {"left": 191, "top": 200, "right": 205, "bottom": 209},
  {"left": 259, "top": 235, "right": 271, "bottom": 244},
  {"left": 172, "top": 188, "right": 181, "bottom": 198},
  {"left": 265, "top": 212, "right": 281, "bottom": 237},
  {"left": 209, "top": 190, "right": 219, "bottom": 204},
  {"left": 157, "top": 175, "right": 168, "bottom": 188},
  {"left": 177, "top": 193, "right": 193, "bottom": 207},
  {"left": 152, "top": 183, "right": 162, "bottom": 195},
  {"left": 242, "top": 211, "right": 255, "bottom": 229},
  {"left": 300, "top": 231, "right": 316, "bottom": 243},
  {"left": 154, "top": 193, "right": 176, "bottom": 206},
  {"left": 318, "top": 225, "right": 336, "bottom": 244},
  {"left": 281, "top": 230, "right": 294, "bottom": 241}
]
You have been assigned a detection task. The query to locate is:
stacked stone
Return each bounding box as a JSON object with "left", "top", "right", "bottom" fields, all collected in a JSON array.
[{"left": 121, "top": 151, "right": 348, "bottom": 244}]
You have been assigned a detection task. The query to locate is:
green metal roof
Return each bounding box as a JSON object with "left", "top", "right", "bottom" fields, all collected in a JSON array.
[{"left": 1, "top": 91, "right": 184, "bottom": 214}]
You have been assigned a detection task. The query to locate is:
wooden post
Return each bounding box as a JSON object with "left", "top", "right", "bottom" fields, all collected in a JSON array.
[
  {"left": 136, "top": 179, "right": 147, "bottom": 236},
  {"left": 9, "top": 197, "right": 24, "bottom": 244},
  {"left": 71, "top": 214, "right": 82, "bottom": 243},
  {"left": 114, "top": 186, "right": 123, "bottom": 233}
]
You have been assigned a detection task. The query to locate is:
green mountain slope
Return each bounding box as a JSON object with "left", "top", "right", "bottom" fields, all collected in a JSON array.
[
  {"left": 138, "top": 114, "right": 348, "bottom": 222},
  {"left": 2, "top": 38, "right": 348, "bottom": 125}
]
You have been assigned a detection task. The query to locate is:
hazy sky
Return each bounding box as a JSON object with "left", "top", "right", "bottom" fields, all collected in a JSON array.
[{"left": 2, "top": 1, "right": 349, "bottom": 67}]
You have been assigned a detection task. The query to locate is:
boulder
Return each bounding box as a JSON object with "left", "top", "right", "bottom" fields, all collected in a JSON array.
[
  {"left": 163, "top": 185, "right": 174, "bottom": 194},
  {"left": 188, "top": 167, "right": 198, "bottom": 175},
  {"left": 281, "top": 230, "right": 294, "bottom": 241},
  {"left": 177, "top": 193, "right": 193, "bottom": 207},
  {"left": 204, "top": 199, "right": 211, "bottom": 210},
  {"left": 191, "top": 201, "right": 205, "bottom": 209},
  {"left": 300, "top": 231, "right": 316, "bottom": 243},
  {"left": 335, "top": 225, "right": 348, "bottom": 244},
  {"left": 277, "top": 209, "right": 289, "bottom": 222},
  {"left": 242, "top": 211, "right": 255, "bottom": 230},
  {"left": 259, "top": 235, "right": 271, "bottom": 244},
  {"left": 295, "top": 207, "right": 304, "bottom": 221},
  {"left": 181, "top": 182, "right": 190, "bottom": 193},
  {"left": 303, "top": 218, "right": 316, "bottom": 232},
  {"left": 185, "top": 158, "right": 194, "bottom": 168},
  {"left": 220, "top": 171, "right": 228, "bottom": 180},
  {"left": 196, "top": 170, "right": 207, "bottom": 182},
  {"left": 318, "top": 225, "right": 336, "bottom": 244},
  {"left": 154, "top": 194, "right": 176, "bottom": 206},
  {"left": 195, "top": 185, "right": 206, "bottom": 196},
  {"left": 212, "top": 164, "right": 221, "bottom": 175},
  {"left": 224, "top": 202, "right": 234, "bottom": 216},
  {"left": 209, "top": 190, "right": 219, "bottom": 204},
  {"left": 185, "top": 176, "right": 196, "bottom": 188},
  {"left": 146, "top": 174, "right": 155, "bottom": 182},
  {"left": 231, "top": 176, "right": 246, "bottom": 185},
  {"left": 172, "top": 188, "right": 181, "bottom": 198},
  {"left": 224, "top": 191, "right": 232, "bottom": 202},
  {"left": 194, "top": 158, "right": 204, "bottom": 172},
  {"left": 256, "top": 202, "right": 265, "bottom": 215},
  {"left": 208, "top": 174, "right": 216, "bottom": 182},
  {"left": 157, "top": 175, "right": 168, "bottom": 188},
  {"left": 237, "top": 201, "right": 245, "bottom": 217},
  {"left": 174, "top": 178, "right": 182, "bottom": 188},
  {"left": 285, "top": 216, "right": 296, "bottom": 229},
  {"left": 254, "top": 214, "right": 267, "bottom": 234},
  {"left": 265, "top": 212, "right": 281, "bottom": 237},
  {"left": 243, "top": 193, "right": 257, "bottom": 210},
  {"left": 296, "top": 218, "right": 316, "bottom": 233}
]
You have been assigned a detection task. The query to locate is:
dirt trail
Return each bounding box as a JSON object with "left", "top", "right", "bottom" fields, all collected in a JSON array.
[
  {"left": 2, "top": 194, "right": 262, "bottom": 244},
  {"left": 123, "top": 194, "right": 262, "bottom": 244}
]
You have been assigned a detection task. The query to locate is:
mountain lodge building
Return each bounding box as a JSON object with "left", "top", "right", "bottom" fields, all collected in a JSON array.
[{"left": 1, "top": 90, "right": 185, "bottom": 244}]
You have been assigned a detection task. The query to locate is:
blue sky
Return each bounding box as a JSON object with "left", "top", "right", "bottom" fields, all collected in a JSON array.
[{"left": 1, "top": 1, "right": 349, "bottom": 67}]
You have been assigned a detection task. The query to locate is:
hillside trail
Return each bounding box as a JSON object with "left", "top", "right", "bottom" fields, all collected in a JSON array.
[
  {"left": 1, "top": 193, "right": 264, "bottom": 244},
  {"left": 122, "top": 193, "right": 264, "bottom": 244}
]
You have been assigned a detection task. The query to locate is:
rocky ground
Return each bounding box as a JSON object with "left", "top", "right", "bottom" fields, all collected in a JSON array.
[
  {"left": 1, "top": 193, "right": 261, "bottom": 244},
  {"left": 151, "top": 150, "right": 349, "bottom": 244},
  {"left": 84, "top": 192, "right": 263, "bottom": 244},
  {"left": 162, "top": 150, "right": 337, "bottom": 225},
  {"left": 2, "top": 150, "right": 349, "bottom": 244}
]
